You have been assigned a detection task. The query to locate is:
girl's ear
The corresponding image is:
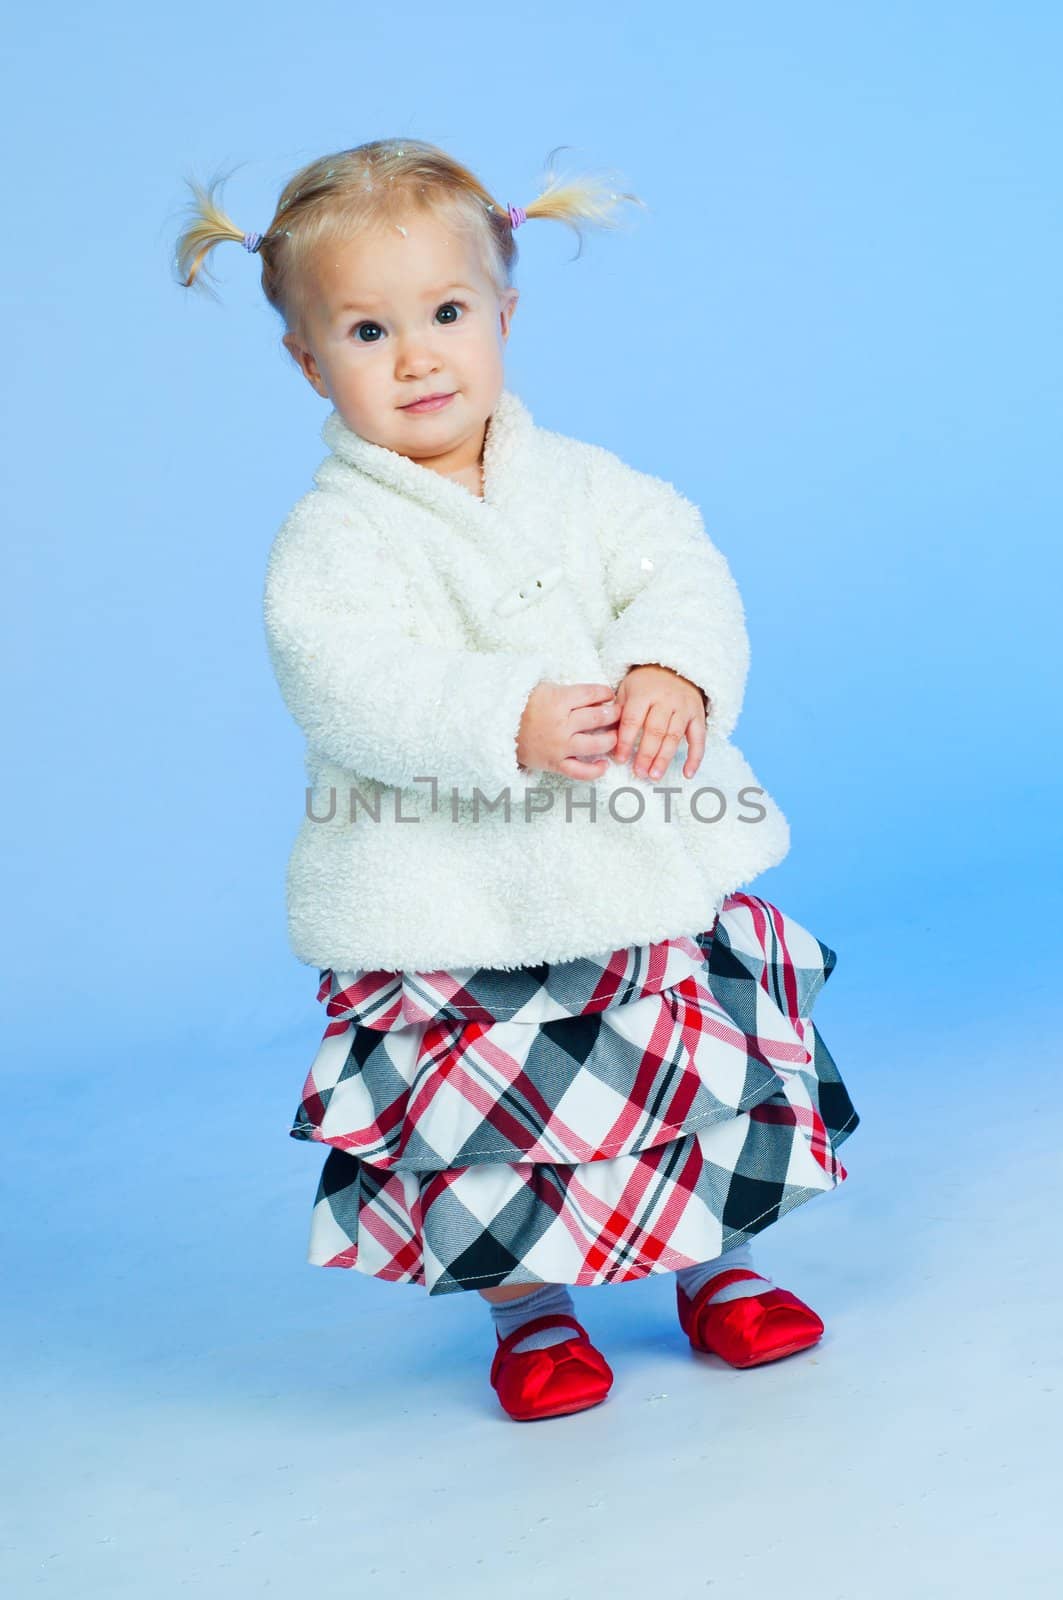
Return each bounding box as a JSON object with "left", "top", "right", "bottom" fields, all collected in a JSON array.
[
  {"left": 499, "top": 289, "right": 519, "bottom": 341},
  {"left": 282, "top": 331, "right": 330, "bottom": 399}
]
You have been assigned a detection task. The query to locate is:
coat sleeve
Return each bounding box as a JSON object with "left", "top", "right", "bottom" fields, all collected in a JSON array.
[
  {"left": 263, "top": 494, "right": 551, "bottom": 798},
  {"left": 589, "top": 447, "right": 750, "bottom": 742}
]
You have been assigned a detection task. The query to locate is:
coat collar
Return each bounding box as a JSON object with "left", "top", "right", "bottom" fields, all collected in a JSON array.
[{"left": 319, "top": 387, "right": 534, "bottom": 532}]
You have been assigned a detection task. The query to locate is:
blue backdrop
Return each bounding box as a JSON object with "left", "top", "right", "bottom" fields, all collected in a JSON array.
[{"left": 5, "top": 5, "right": 1063, "bottom": 1594}]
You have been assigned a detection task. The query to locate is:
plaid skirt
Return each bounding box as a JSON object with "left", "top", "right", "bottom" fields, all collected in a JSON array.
[{"left": 288, "top": 892, "right": 859, "bottom": 1296}]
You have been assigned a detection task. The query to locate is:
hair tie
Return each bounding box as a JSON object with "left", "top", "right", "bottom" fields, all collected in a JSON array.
[
  {"left": 242, "top": 231, "right": 264, "bottom": 253},
  {"left": 506, "top": 203, "right": 527, "bottom": 230}
]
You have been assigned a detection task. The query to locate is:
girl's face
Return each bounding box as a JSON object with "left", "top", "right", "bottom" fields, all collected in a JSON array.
[{"left": 283, "top": 208, "right": 518, "bottom": 476}]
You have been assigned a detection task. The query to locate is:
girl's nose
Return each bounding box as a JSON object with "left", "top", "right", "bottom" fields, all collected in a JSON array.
[{"left": 396, "top": 343, "right": 440, "bottom": 377}]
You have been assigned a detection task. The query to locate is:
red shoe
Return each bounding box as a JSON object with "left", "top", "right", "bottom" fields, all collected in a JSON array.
[
  {"left": 676, "top": 1268, "right": 825, "bottom": 1368},
  {"left": 489, "top": 1312, "right": 614, "bottom": 1422}
]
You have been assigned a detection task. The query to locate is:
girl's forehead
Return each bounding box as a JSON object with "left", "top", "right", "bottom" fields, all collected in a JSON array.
[{"left": 311, "top": 219, "right": 492, "bottom": 302}]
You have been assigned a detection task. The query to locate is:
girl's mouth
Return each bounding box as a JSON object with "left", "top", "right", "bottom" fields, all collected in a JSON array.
[{"left": 401, "top": 392, "right": 455, "bottom": 413}]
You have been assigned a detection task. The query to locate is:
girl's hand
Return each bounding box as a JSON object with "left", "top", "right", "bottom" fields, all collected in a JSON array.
[
  {"left": 611, "top": 665, "right": 709, "bottom": 781},
  {"left": 517, "top": 681, "right": 621, "bottom": 781}
]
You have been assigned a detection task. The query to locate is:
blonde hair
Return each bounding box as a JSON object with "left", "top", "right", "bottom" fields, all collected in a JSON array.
[{"left": 172, "top": 138, "right": 646, "bottom": 344}]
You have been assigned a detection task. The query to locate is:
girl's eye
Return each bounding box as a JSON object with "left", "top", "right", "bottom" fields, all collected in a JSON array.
[{"left": 436, "top": 301, "right": 465, "bottom": 324}]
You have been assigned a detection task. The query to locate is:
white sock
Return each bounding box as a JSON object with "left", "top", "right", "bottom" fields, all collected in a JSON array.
[
  {"left": 675, "top": 1241, "right": 775, "bottom": 1305},
  {"left": 487, "top": 1282, "right": 578, "bottom": 1353}
]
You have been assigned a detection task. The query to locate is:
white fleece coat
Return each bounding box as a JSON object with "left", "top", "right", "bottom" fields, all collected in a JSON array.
[{"left": 263, "top": 388, "right": 791, "bottom": 973}]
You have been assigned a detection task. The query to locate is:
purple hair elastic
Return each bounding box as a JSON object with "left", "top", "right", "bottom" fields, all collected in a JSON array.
[
  {"left": 243, "top": 231, "right": 264, "bottom": 253},
  {"left": 506, "top": 203, "right": 527, "bottom": 230}
]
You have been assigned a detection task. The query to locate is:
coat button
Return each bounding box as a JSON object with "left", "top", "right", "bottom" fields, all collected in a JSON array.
[{"left": 494, "top": 564, "right": 565, "bottom": 616}]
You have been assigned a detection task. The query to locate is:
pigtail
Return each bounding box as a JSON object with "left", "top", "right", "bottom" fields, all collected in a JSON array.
[
  {"left": 172, "top": 164, "right": 266, "bottom": 303},
  {"left": 512, "top": 146, "right": 647, "bottom": 261}
]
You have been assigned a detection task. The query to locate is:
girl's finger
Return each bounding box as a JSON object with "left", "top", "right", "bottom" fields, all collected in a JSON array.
[
  {"left": 572, "top": 697, "right": 620, "bottom": 733},
  {"left": 572, "top": 723, "right": 620, "bottom": 759},
  {"left": 634, "top": 708, "right": 681, "bottom": 779},
  {"left": 683, "top": 706, "right": 708, "bottom": 779},
  {"left": 612, "top": 696, "right": 647, "bottom": 763},
  {"left": 559, "top": 755, "right": 611, "bottom": 781},
  {"left": 569, "top": 684, "right": 618, "bottom": 709}
]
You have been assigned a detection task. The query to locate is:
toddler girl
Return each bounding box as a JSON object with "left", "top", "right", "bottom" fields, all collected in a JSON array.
[{"left": 174, "top": 137, "right": 859, "bottom": 1423}]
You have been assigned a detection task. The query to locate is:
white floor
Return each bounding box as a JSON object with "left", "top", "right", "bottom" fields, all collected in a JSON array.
[{"left": 5, "top": 950, "right": 1061, "bottom": 1597}]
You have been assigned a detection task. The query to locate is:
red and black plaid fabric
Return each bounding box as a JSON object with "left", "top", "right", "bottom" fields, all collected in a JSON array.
[{"left": 289, "top": 892, "right": 859, "bottom": 1296}]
